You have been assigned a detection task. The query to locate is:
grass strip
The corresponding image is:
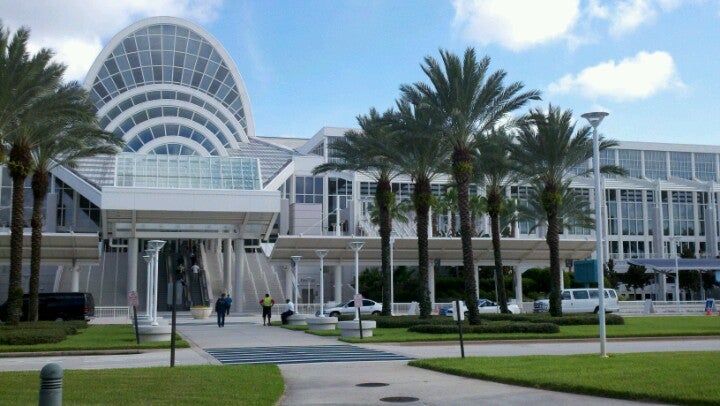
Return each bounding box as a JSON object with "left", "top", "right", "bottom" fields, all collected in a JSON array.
[
  {"left": 410, "top": 351, "right": 720, "bottom": 405},
  {"left": 0, "top": 325, "right": 189, "bottom": 353},
  {"left": 0, "top": 364, "right": 283, "bottom": 405}
]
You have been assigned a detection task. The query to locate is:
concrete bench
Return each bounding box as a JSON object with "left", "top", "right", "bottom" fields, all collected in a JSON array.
[
  {"left": 337, "top": 320, "right": 377, "bottom": 338},
  {"left": 286, "top": 314, "right": 308, "bottom": 326},
  {"left": 305, "top": 316, "right": 338, "bottom": 330}
]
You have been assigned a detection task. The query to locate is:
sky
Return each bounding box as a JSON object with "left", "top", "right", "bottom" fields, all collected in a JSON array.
[{"left": 1, "top": 0, "right": 719, "bottom": 144}]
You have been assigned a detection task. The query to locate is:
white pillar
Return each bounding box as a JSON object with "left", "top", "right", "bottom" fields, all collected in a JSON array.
[
  {"left": 70, "top": 264, "right": 80, "bottom": 292},
  {"left": 334, "top": 265, "right": 342, "bottom": 303},
  {"left": 285, "top": 266, "right": 294, "bottom": 300},
  {"left": 234, "top": 238, "right": 244, "bottom": 307},
  {"left": 428, "top": 260, "right": 436, "bottom": 308},
  {"left": 223, "top": 238, "right": 232, "bottom": 294},
  {"left": 515, "top": 264, "right": 530, "bottom": 312},
  {"left": 127, "top": 238, "right": 138, "bottom": 296}
]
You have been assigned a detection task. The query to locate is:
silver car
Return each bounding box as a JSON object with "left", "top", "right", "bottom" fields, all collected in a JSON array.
[{"left": 323, "top": 299, "right": 382, "bottom": 317}]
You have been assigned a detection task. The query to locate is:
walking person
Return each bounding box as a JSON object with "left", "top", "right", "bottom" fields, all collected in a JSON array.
[
  {"left": 281, "top": 298, "right": 295, "bottom": 325},
  {"left": 215, "top": 293, "right": 228, "bottom": 327},
  {"left": 225, "top": 294, "right": 233, "bottom": 315},
  {"left": 259, "top": 293, "right": 275, "bottom": 326},
  {"left": 191, "top": 263, "right": 200, "bottom": 283}
]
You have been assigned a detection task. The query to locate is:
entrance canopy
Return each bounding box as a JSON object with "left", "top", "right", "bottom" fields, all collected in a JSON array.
[
  {"left": 0, "top": 232, "right": 100, "bottom": 266},
  {"left": 626, "top": 258, "right": 720, "bottom": 271},
  {"left": 270, "top": 236, "right": 596, "bottom": 266}
]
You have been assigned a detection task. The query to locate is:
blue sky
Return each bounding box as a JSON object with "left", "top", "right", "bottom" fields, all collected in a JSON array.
[{"left": 1, "top": 0, "right": 719, "bottom": 143}]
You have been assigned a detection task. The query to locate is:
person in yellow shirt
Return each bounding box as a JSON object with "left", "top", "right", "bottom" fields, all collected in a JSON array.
[{"left": 259, "top": 293, "right": 275, "bottom": 326}]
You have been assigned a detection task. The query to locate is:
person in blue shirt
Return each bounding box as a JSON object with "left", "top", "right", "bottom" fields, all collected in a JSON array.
[
  {"left": 225, "top": 294, "right": 233, "bottom": 315},
  {"left": 215, "top": 293, "right": 228, "bottom": 327}
]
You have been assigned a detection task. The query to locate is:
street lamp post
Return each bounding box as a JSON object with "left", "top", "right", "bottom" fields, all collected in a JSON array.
[
  {"left": 581, "top": 111, "right": 609, "bottom": 358},
  {"left": 315, "top": 249, "right": 328, "bottom": 317},
  {"left": 671, "top": 236, "right": 681, "bottom": 311},
  {"left": 348, "top": 241, "right": 364, "bottom": 320},
  {"left": 142, "top": 254, "right": 151, "bottom": 318},
  {"left": 291, "top": 256, "right": 301, "bottom": 308},
  {"left": 171, "top": 261, "right": 184, "bottom": 367},
  {"left": 389, "top": 235, "right": 395, "bottom": 316}
]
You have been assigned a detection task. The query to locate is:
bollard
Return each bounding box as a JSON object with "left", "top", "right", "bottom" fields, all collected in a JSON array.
[{"left": 39, "top": 363, "right": 63, "bottom": 406}]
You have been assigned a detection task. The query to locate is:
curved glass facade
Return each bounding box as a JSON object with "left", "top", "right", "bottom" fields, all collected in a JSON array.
[{"left": 87, "top": 18, "right": 253, "bottom": 157}]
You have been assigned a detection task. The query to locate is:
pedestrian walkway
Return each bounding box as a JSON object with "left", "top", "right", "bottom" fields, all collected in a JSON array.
[{"left": 206, "top": 344, "right": 412, "bottom": 365}]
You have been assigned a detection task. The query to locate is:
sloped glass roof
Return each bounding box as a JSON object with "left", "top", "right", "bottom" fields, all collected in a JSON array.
[{"left": 114, "top": 153, "right": 261, "bottom": 190}]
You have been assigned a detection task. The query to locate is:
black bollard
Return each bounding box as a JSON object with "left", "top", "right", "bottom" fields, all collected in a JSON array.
[{"left": 39, "top": 363, "right": 63, "bottom": 406}]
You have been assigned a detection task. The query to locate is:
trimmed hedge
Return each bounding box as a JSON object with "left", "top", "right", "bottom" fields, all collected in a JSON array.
[
  {"left": 408, "top": 321, "right": 559, "bottom": 334},
  {"left": 0, "top": 329, "right": 67, "bottom": 345},
  {"left": 0, "top": 320, "right": 87, "bottom": 345},
  {"left": 477, "top": 313, "right": 624, "bottom": 325}
]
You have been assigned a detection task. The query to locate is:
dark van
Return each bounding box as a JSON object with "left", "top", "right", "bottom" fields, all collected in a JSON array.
[{"left": 1, "top": 292, "right": 95, "bottom": 321}]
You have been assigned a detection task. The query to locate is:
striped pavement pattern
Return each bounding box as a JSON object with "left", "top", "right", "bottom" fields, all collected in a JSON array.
[{"left": 205, "top": 345, "right": 412, "bottom": 365}]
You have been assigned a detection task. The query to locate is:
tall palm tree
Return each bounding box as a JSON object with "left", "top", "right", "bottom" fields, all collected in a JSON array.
[
  {"left": 27, "top": 116, "right": 121, "bottom": 321},
  {"left": 401, "top": 48, "right": 541, "bottom": 324},
  {"left": 389, "top": 100, "right": 449, "bottom": 317},
  {"left": 510, "top": 105, "right": 623, "bottom": 317},
  {"left": 473, "top": 128, "right": 516, "bottom": 313},
  {"left": 313, "top": 108, "right": 400, "bottom": 315},
  {"left": 1, "top": 25, "right": 66, "bottom": 325}
]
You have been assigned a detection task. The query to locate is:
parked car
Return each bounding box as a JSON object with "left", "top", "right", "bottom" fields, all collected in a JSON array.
[
  {"left": 442, "top": 298, "right": 521, "bottom": 317},
  {"left": 323, "top": 299, "right": 382, "bottom": 317},
  {"left": 533, "top": 288, "right": 620, "bottom": 314},
  {"left": 0, "top": 292, "right": 95, "bottom": 321}
]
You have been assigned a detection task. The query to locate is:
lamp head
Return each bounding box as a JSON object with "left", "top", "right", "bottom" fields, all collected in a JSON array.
[
  {"left": 581, "top": 112, "right": 609, "bottom": 128},
  {"left": 348, "top": 241, "right": 364, "bottom": 251},
  {"left": 291, "top": 255, "right": 302, "bottom": 265},
  {"left": 146, "top": 239, "right": 166, "bottom": 251},
  {"left": 315, "top": 249, "right": 329, "bottom": 259}
]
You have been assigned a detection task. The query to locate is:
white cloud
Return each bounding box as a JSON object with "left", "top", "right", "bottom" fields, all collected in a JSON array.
[
  {"left": 608, "top": 0, "right": 657, "bottom": 36},
  {"left": 0, "top": 0, "right": 223, "bottom": 82},
  {"left": 452, "top": 0, "right": 581, "bottom": 51},
  {"left": 547, "top": 51, "right": 684, "bottom": 101}
]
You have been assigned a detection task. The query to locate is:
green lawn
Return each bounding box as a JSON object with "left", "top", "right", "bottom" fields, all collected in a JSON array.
[
  {"left": 0, "top": 364, "right": 283, "bottom": 405},
  {"left": 296, "top": 316, "right": 720, "bottom": 343},
  {"left": 410, "top": 352, "right": 720, "bottom": 405},
  {"left": 0, "top": 325, "right": 189, "bottom": 353}
]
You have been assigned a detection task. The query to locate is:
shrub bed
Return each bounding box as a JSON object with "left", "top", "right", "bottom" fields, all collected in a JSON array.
[
  {"left": 0, "top": 320, "right": 87, "bottom": 345},
  {"left": 478, "top": 313, "right": 624, "bottom": 325},
  {"left": 408, "top": 321, "right": 559, "bottom": 334}
]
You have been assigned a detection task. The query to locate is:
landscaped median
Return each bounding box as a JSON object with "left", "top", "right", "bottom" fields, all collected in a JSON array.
[
  {"left": 0, "top": 322, "right": 190, "bottom": 353},
  {"left": 290, "top": 314, "right": 720, "bottom": 343},
  {"left": 410, "top": 351, "right": 720, "bottom": 405}
]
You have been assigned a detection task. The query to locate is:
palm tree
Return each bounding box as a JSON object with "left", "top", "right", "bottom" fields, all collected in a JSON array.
[
  {"left": 27, "top": 114, "right": 121, "bottom": 321},
  {"left": 473, "top": 128, "right": 516, "bottom": 313},
  {"left": 389, "top": 100, "right": 450, "bottom": 317},
  {"left": 313, "top": 108, "right": 400, "bottom": 315},
  {"left": 1, "top": 25, "right": 66, "bottom": 325},
  {"left": 510, "top": 105, "right": 623, "bottom": 316},
  {"left": 401, "top": 48, "right": 541, "bottom": 324}
]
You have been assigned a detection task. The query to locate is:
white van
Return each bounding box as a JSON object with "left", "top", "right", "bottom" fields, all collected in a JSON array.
[{"left": 533, "top": 288, "right": 620, "bottom": 314}]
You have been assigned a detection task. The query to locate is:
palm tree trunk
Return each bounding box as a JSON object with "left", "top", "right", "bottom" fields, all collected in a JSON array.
[
  {"left": 453, "top": 148, "right": 480, "bottom": 324},
  {"left": 488, "top": 190, "right": 509, "bottom": 313},
  {"left": 376, "top": 178, "right": 393, "bottom": 316},
  {"left": 414, "top": 177, "right": 432, "bottom": 318},
  {"left": 6, "top": 144, "right": 32, "bottom": 324},
  {"left": 543, "top": 186, "right": 563, "bottom": 317},
  {"left": 29, "top": 170, "right": 49, "bottom": 322}
]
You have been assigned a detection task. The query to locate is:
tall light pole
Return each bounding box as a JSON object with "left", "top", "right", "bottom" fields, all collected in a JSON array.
[
  {"left": 348, "top": 241, "right": 364, "bottom": 320},
  {"left": 291, "top": 255, "right": 301, "bottom": 307},
  {"left": 315, "top": 249, "right": 328, "bottom": 317},
  {"left": 581, "top": 111, "right": 608, "bottom": 357},
  {"left": 389, "top": 235, "right": 395, "bottom": 316},
  {"left": 670, "top": 236, "right": 681, "bottom": 310},
  {"left": 142, "top": 254, "right": 151, "bottom": 318}
]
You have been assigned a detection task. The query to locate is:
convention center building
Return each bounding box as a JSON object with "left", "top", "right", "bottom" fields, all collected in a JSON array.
[{"left": 1, "top": 17, "right": 719, "bottom": 313}]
